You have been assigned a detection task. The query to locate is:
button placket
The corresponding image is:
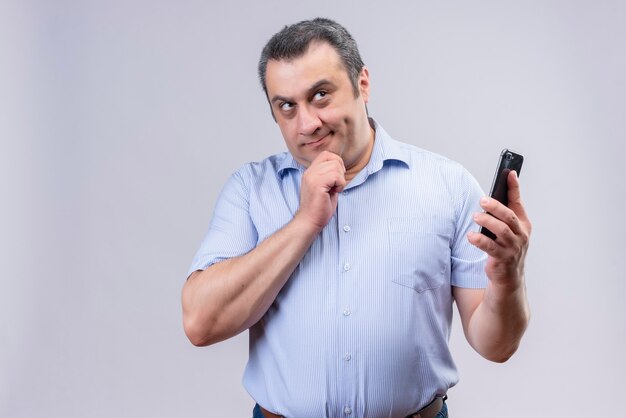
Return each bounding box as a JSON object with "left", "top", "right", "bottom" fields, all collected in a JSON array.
[{"left": 337, "top": 190, "right": 356, "bottom": 414}]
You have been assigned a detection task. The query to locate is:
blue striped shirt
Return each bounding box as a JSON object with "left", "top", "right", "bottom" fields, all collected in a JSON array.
[{"left": 189, "top": 120, "right": 487, "bottom": 417}]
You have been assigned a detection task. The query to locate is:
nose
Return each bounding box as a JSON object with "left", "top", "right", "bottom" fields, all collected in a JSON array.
[{"left": 297, "top": 105, "right": 322, "bottom": 136}]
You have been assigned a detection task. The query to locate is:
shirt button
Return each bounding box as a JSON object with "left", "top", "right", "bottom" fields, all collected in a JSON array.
[
  {"left": 343, "top": 308, "right": 351, "bottom": 316},
  {"left": 344, "top": 353, "right": 351, "bottom": 361},
  {"left": 343, "top": 263, "right": 351, "bottom": 271},
  {"left": 343, "top": 225, "right": 351, "bottom": 232},
  {"left": 344, "top": 406, "right": 352, "bottom": 415}
]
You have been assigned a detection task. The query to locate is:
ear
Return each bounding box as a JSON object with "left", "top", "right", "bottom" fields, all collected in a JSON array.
[{"left": 358, "top": 67, "right": 371, "bottom": 103}]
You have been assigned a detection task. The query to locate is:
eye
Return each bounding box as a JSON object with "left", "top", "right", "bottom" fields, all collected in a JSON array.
[
  {"left": 313, "top": 91, "right": 327, "bottom": 101},
  {"left": 279, "top": 102, "right": 294, "bottom": 112}
]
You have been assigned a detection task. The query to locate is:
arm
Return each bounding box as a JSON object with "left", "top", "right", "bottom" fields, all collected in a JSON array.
[
  {"left": 454, "top": 170, "right": 531, "bottom": 362},
  {"left": 182, "top": 151, "right": 346, "bottom": 346}
]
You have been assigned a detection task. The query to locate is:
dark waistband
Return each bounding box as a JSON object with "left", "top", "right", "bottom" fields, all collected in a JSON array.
[
  {"left": 405, "top": 395, "right": 447, "bottom": 418},
  {"left": 257, "top": 395, "right": 447, "bottom": 418}
]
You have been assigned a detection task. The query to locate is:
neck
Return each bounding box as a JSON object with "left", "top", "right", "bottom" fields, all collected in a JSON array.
[{"left": 344, "top": 122, "right": 375, "bottom": 183}]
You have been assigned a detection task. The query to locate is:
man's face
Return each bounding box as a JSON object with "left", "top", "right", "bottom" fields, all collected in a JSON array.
[{"left": 265, "top": 42, "right": 372, "bottom": 170}]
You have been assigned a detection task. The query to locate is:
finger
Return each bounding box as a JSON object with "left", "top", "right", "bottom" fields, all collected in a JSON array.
[
  {"left": 316, "top": 159, "right": 347, "bottom": 180},
  {"left": 328, "top": 171, "right": 347, "bottom": 193},
  {"left": 310, "top": 153, "right": 346, "bottom": 188},
  {"left": 506, "top": 170, "right": 521, "bottom": 203},
  {"left": 309, "top": 160, "right": 347, "bottom": 193},
  {"left": 312, "top": 150, "right": 346, "bottom": 171},
  {"left": 306, "top": 157, "right": 345, "bottom": 177},
  {"left": 473, "top": 211, "right": 516, "bottom": 246},
  {"left": 479, "top": 197, "right": 524, "bottom": 236},
  {"left": 467, "top": 230, "right": 505, "bottom": 257},
  {"left": 506, "top": 171, "right": 530, "bottom": 225}
]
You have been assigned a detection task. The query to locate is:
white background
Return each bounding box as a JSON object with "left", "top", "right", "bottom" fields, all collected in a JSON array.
[{"left": 1, "top": 0, "right": 625, "bottom": 416}]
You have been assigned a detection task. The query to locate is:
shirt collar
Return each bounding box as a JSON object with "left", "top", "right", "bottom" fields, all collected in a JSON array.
[
  {"left": 277, "top": 152, "right": 304, "bottom": 177},
  {"left": 276, "top": 117, "right": 410, "bottom": 178},
  {"left": 366, "top": 118, "right": 410, "bottom": 176}
]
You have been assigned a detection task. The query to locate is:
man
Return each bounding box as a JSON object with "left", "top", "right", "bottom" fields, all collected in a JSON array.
[{"left": 182, "top": 18, "right": 531, "bottom": 418}]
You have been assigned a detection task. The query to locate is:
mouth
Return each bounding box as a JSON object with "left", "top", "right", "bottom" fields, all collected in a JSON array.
[{"left": 304, "top": 131, "right": 333, "bottom": 148}]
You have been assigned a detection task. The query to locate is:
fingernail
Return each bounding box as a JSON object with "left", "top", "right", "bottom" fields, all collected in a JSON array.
[{"left": 480, "top": 197, "right": 489, "bottom": 205}]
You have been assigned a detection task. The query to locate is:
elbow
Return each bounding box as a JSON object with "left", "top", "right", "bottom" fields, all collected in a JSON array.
[
  {"left": 183, "top": 310, "right": 236, "bottom": 347},
  {"left": 183, "top": 314, "right": 217, "bottom": 347},
  {"left": 180, "top": 270, "right": 249, "bottom": 347},
  {"left": 485, "top": 350, "right": 515, "bottom": 364},
  {"left": 183, "top": 320, "right": 213, "bottom": 347},
  {"left": 477, "top": 335, "right": 522, "bottom": 363},
  {"left": 183, "top": 314, "right": 208, "bottom": 346},
  {"left": 478, "top": 346, "right": 515, "bottom": 363},
  {"left": 181, "top": 273, "right": 222, "bottom": 347},
  {"left": 185, "top": 330, "right": 210, "bottom": 348}
]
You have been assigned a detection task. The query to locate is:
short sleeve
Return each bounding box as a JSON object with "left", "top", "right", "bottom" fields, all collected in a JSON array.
[
  {"left": 450, "top": 167, "right": 488, "bottom": 288},
  {"left": 187, "top": 170, "right": 258, "bottom": 277}
]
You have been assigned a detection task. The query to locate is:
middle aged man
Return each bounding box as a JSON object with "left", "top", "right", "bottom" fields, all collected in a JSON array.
[{"left": 182, "top": 18, "right": 531, "bottom": 418}]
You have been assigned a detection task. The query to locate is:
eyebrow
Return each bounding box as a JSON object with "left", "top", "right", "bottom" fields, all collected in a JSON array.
[{"left": 270, "top": 79, "right": 335, "bottom": 105}]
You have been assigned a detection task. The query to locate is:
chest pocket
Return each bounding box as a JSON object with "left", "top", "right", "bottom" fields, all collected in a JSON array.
[{"left": 387, "top": 217, "right": 453, "bottom": 293}]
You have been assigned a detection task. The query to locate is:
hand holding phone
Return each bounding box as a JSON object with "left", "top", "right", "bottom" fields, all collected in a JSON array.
[{"left": 480, "top": 149, "right": 524, "bottom": 240}]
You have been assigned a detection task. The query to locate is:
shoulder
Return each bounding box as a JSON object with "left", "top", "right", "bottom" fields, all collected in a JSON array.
[
  {"left": 387, "top": 137, "right": 484, "bottom": 209},
  {"left": 394, "top": 138, "right": 473, "bottom": 180},
  {"left": 231, "top": 151, "right": 294, "bottom": 186}
]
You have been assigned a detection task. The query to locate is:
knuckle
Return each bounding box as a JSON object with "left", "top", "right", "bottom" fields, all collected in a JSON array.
[
  {"left": 520, "top": 231, "right": 530, "bottom": 247},
  {"left": 507, "top": 212, "right": 517, "bottom": 225},
  {"left": 526, "top": 220, "right": 533, "bottom": 236}
]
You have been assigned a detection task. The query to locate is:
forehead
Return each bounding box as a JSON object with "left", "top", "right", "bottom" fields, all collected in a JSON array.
[{"left": 265, "top": 42, "right": 349, "bottom": 97}]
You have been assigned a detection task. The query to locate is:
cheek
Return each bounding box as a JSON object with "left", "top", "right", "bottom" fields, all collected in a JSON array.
[
  {"left": 277, "top": 122, "right": 299, "bottom": 151},
  {"left": 318, "top": 107, "right": 345, "bottom": 129},
  {"left": 277, "top": 119, "right": 294, "bottom": 138}
]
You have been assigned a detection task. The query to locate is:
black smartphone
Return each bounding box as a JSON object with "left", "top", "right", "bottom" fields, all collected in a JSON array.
[{"left": 480, "top": 149, "right": 524, "bottom": 240}]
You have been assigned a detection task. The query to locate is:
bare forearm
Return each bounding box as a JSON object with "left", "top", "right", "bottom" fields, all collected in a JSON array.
[
  {"left": 465, "top": 281, "right": 530, "bottom": 362},
  {"left": 463, "top": 172, "right": 532, "bottom": 362},
  {"left": 182, "top": 215, "right": 320, "bottom": 346}
]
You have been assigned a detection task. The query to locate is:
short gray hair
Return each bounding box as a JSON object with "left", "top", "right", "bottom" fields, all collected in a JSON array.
[{"left": 258, "top": 18, "right": 365, "bottom": 98}]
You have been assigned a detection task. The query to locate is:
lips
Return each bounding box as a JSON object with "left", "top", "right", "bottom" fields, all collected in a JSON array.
[{"left": 304, "top": 132, "right": 332, "bottom": 147}]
